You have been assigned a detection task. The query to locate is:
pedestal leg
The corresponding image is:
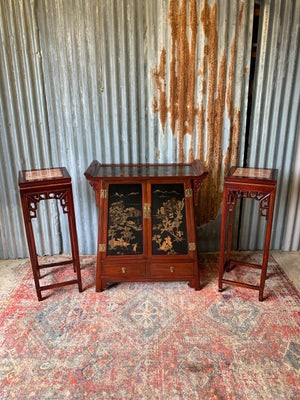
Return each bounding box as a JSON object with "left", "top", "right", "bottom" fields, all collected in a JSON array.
[
  {"left": 66, "top": 187, "right": 83, "bottom": 292},
  {"left": 218, "top": 188, "right": 228, "bottom": 291},
  {"left": 20, "top": 195, "right": 43, "bottom": 301},
  {"left": 226, "top": 207, "right": 234, "bottom": 267},
  {"left": 259, "top": 190, "right": 276, "bottom": 301}
]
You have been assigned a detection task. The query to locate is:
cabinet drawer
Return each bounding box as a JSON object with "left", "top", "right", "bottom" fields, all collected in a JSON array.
[
  {"left": 149, "top": 262, "right": 194, "bottom": 277},
  {"left": 102, "top": 263, "right": 146, "bottom": 277}
]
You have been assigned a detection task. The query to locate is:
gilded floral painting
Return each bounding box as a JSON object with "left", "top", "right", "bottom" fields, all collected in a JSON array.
[
  {"left": 151, "top": 184, "right": 188, "bottom": 255},
  {"left": 107, "top": 184, "right": 143, "bottom": 256}
]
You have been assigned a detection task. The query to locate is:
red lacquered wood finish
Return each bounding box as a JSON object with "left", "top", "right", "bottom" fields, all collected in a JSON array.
[
  {"left": 218, "top": 166, "right": 278, "bottom": 301},
  {"left": 85, "top": 160, "right": 208, "bottom": 292},
  {"left": 18, "top": 167, "right": 83, "bottom": 301}
]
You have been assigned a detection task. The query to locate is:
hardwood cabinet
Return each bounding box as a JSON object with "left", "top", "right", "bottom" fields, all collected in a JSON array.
[{"left": 85, "top": 160, "right": 207, "bottom": 292}]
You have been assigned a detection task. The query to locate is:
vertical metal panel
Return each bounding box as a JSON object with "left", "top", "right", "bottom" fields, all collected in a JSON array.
[
  {"left": 239, "top": 0, "right": 300, "bottom": 250},
  {"left": 0, "top": 0, "right": 299, "bottom": 259},
  {"left": 282, "top": 114, "right": 300, "bottom": 251},
  {"left": 196, "top": 0, "right": 255, "bottom": 250},
  {"left": 37, "top": 0, "right": 102, "bottom": 255},
  {"left": 149, "top": 0, "right": 254, "bottom": 252},
  {"left": 0, "top": 0, "right": 61, "bottom": 258},
  {"left": 37, "top": 0, "right": 154, "bottom": 255}
]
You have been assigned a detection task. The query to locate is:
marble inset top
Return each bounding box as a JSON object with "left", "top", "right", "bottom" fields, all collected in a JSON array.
[
  {"left": 25, "top": 168, "right": 63, "bottom": 181},
  {"left": 232, "top": 167, "right": 272, "bottom": 179}
]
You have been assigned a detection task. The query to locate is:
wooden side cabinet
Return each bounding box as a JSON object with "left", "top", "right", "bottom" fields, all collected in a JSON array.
[{"left": 85, "top": 160, "right": 207, "bottom": 292}]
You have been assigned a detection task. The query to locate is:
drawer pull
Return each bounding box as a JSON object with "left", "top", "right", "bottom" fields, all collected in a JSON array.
[
  {"left": 122, "top": 267, "right": 126, "bottom": 274},
  {"left": 170, "top": 266, "right": 174, "bottom": 273}
]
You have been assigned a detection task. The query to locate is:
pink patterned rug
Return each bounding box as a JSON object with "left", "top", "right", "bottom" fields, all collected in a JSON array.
[{"left": 0, "top": 253, "right": 299, "bottom": 399}]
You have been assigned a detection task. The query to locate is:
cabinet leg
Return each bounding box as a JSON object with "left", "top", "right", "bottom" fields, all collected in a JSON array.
[
  {"left": 193, "top": 278, "right": 201, "bottom": 291},
  {"left": 96, "top": 279, "right": 108, "bottom": 292},
  {"left": 96, "top": 280, "right": 103, "bottom": 292}
]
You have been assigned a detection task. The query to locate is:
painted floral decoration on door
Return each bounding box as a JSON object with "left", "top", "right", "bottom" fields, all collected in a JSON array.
[
  {"left": 107, "top": 184, "right": 143, "bottom": 256},
  {"left": 152, "top": 184, "right": 188, "bottom": 255}
]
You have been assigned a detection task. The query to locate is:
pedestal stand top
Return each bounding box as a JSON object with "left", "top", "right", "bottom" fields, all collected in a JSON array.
[
  {"left": 19, "top": 167, "right": 71, "bottom": 188},
  {"left": 225, "top": 166, "right": 278, "bottom": 185}
]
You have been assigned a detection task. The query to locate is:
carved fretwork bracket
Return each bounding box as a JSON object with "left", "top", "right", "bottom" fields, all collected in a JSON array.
[
  {"left": 226, "top": 190, "right": 271, "bottom": 220},
  {"left": 89, "top": 181, "right": 101, "bottom": 207},
  {"left": 24, "top": 191, "right": 70, "bottom": 220}
]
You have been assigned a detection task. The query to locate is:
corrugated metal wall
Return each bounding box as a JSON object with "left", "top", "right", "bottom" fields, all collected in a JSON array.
[
  {"left": 0, "top": 0, "right": 299, "bottom": 259},
  {"left": 238, "top": 0, "right": 300, "bottom": 251},
  {"left": 0, "top": 0, "right": 58, "bottom": 258},
  {"left": 282, "top": 112, "right": 300, "bottom": 251}
]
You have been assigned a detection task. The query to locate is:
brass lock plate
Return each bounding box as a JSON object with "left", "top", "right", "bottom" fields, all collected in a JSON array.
[{"left": 144, "top": 203, "right": 151, "bottom": 218}]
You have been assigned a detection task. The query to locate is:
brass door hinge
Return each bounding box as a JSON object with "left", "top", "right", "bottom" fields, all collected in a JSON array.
[
  {"left": 185, "top": 188, "right": 193, "bottom": 198},
  {"left": 189, "top": 243, "right": 196, "bottom": 251},
  {"left": 99, "top": 243, "right": 106, "bottom": 252},
  {"left": 100, "top": 189, "right": 108, "bottom": 198},
  {"left": 144, "top": 203, "right": 151, "bottom": 218}
]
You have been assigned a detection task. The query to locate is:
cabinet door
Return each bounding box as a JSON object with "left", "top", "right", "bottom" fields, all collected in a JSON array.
[
  {"left": 106, "top": 183, "right": 143, "bottom": 256},
  {"left": 151, "top": 183, "right": 188, "bottom": 255}
]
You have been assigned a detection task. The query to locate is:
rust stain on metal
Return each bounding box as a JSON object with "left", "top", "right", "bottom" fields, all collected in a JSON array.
[
  {"left": 224, "top": 108, "right": 240, "bottom": 169},
  {"left": 224, "top": 36, "right": 240, "bottom": 175},
  {"left": 223, "top": 2, "right": 245, "bottom": 179},
  {"left": 152, "top": 0, "right": 243, "bottom": 225},
  {"left": 226, "top": 38, "right": 236, "bottom": 130},
  {"left": 151, "top": 97, "right": 158, "bottom": 114},
  {"left": 200, "top": 0, "right": 218, "bottom": 174},
  {"left": 150, "top": 0, "right": 199, "bottom": 161},
  {"left": 168, "top": 0, "right": 198, "bottom": 162},
  {"left": 198, "top": 44, "right": 208, "bottom": 95},
  {"left": 213, "top": 52, "right": 227, "bottom": 205},
  {"left": 239, "top": 2, "right": 245, "bottom": 36},
  {"left": 196, "top": 100, "right": 205, "bottom": 161},
  {"left": 152, "top": 0, "right": 198, "bottom": 158},
  {"left": 152, "top": 48, "right": 168, "bottom": 132},
  {"left": 197, "top": 0, "right": 228, "bottom": 225}
]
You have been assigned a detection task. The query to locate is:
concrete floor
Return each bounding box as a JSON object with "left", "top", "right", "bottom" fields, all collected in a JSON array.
[
  {"left": 271, "top": 250, "right": 300, "bottom": 293},
  {"left": 0, "top": 258, "right": 28, "bottom": 297},
  {"left": 0, "top": 251, "right": 299, "bottom": 297}
]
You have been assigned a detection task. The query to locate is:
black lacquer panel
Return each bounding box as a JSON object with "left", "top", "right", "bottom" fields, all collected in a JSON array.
[
  {"left": 151, "top": 184, "right": 188, "bottom": 255},
  {"left": 107, "top": 184, "right": 143, "bottom": 256}
]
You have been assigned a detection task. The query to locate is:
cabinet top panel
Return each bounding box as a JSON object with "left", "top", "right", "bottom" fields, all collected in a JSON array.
[{"left": 84, "top": 160, "right": 208, "bottom": 181}]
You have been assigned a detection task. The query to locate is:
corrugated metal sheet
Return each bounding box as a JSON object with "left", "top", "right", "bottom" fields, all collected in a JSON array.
[
  {"left": 238, "top": 0, "right": 300, "bottom": 250},
  {"left": 0, "top": 0, "right": 60, "bottom": 258},
  {"left": 282, "top": 113, "right": 300, "bottom": 251},
  {"left": 0, "top": 0, "right": 299, "bottom": 259}
]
